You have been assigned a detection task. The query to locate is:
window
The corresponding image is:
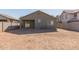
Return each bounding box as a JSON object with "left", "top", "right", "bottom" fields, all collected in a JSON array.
[
  {"left": 38, "top": 19, "right": 41, "bottom": 23},
  {"left": 50, "top": 21, "right": 53, "bottom": 25},
  {"left": 25, "top": 23, "right": 30, "bottom": 28},
  {"left": 74, "top": 13, "right": 77, "bottom": 17}
]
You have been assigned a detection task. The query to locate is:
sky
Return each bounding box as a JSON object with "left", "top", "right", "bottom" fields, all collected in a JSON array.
[{"left": 0, "top": 9, "right": 63, "bottom": 19}]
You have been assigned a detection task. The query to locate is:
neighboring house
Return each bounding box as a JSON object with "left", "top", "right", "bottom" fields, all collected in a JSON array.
[
  {"left": 59, "top": 10, "right": 79, "bottom": 31},
  {"left": 20, "top": 10, "right": 57, "bottom": 31},
  {"left": 0, "top": 14, "right": 17, "bottom": 31}
]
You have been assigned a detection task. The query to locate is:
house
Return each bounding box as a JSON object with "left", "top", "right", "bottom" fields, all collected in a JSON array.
[
  {"left": 0, "top": 14, "right": 17, "bottom": 31},
  {"left": 59, "top": 10, "right": 79, "bottom": 31},
  {"left": 20, "top": 10, "right": 57, "bottom": 31}
]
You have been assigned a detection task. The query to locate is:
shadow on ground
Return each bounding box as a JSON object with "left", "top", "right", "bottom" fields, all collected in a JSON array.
[
  {"left": 58, "top": 27, "right": 79, "bottom": 32},
  {"left": 5, "top": 26, "right": 57, "bottom": 35}
]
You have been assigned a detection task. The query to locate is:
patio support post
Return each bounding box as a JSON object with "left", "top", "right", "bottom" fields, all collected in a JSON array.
[{"left": 2, "top": 21, "right": 3, "bottom": 32}]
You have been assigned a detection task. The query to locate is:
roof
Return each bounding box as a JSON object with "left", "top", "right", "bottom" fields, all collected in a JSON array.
[
  {"left": 63, "top": 9, "right": 79, "bottom": 13},
  {"left": 0, "top": 13, "right": 16, "bottom": 20},
  {"left": 20, "top": 10, "right": 56, "bottom": 20},
  {"left": 67, "top": 18, "right": 79, "bottom": 23}
]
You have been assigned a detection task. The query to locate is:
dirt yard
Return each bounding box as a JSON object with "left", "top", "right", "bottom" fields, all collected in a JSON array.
[{"left": 0, "top": 28, "right": 79, "bottom": 50}]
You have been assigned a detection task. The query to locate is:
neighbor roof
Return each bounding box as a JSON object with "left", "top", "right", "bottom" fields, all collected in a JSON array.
[
  {"left": 0, "top": 13, "right": 16, "bottom": 20},
  {"left": 63, "top": 9, "right": 79, "bottom": 13}
]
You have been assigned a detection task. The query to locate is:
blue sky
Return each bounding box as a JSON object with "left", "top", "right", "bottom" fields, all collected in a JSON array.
[{"left": 0, "top": 9, "right": 63, "bottom": 19}]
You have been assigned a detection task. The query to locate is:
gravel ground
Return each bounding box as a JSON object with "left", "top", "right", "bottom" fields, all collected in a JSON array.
[{"left": 0, "top": 29, "right": 79, "bottom": 50}]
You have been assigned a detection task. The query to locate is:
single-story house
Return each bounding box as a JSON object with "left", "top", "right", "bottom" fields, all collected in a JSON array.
[
  {"left": 0, "top": 14, "right": 17, "bottom": 31},
  {"left": 20, "top": 10, "right": 57, "bottom": 31},
  {"left": 58, "top": 10, "right": 79, "bottom": 31}
]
